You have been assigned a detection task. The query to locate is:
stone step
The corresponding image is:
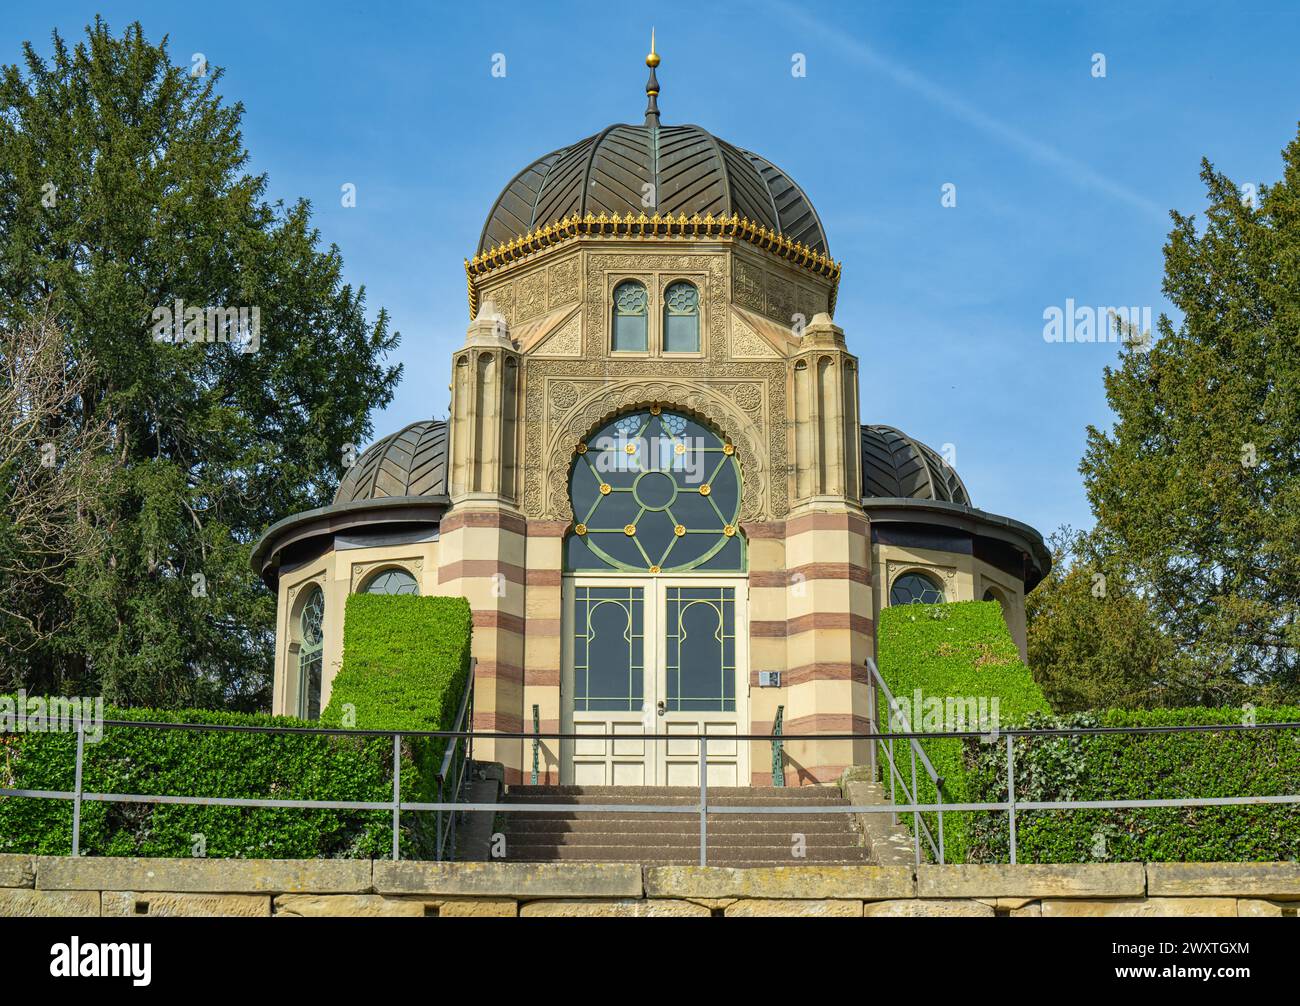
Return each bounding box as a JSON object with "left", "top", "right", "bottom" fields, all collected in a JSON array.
[
  {"left": 502, "top": 826, "right": 865, "bottom": 843},
  {"left": 496, "top": 784, "right": 867, "bottom": 865},
  {"left": 505, "top": 785, "right": 844, "bottom": 800},
  {"left": 500, "top": 817, "right": 856, "bottom": 835},
  {"left": 498, "top": 848, "right": 870, "bottom": 865}
]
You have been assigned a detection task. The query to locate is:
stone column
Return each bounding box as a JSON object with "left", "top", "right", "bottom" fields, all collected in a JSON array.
[
  {"left": 780, "top": 313, "right": 873, "bottom": 780},
  {"left": 442, "top": 301, "right": 526, "bottom": 774}
]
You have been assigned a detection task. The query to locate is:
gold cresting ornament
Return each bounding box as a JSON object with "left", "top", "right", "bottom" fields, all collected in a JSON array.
[
  {"left": 599, "top": 483, "right": 611, "bottom": 495},
  {"left": 647, "top": 28, "right": 660, "bottom": 70},
  {"left": 624, "top": 524, "right": 637, "bottom": 536},
  {"left": 699, "top": 483, "right": 711, "bottom": 496},
  {"left": 575, "top": 523, "right": 588, "bottom": 536}
]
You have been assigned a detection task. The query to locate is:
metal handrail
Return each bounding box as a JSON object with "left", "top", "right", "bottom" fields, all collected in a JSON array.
[
  {"left": 433, "top": 664, "right": 476, "bottom": 861},
  {"left": 771, "top": 705, "right": 785, "bottom": 787},
  {"left": 6, "top": 699, "right": 1300, "bottom": 866},
  {"left": 865, "top": 658, "right": 944, "bottom": 864},
  {"left": 530, "top": 704, "right": 540, "bottom": 786}
]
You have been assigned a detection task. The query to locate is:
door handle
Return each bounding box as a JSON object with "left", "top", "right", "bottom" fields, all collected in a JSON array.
[{"left": 656, "top": 700, "right": 666, "bottom": 717}]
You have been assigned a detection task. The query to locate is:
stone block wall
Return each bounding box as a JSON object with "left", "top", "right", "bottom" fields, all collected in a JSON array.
[{"left": 3, "top": 855, "right": 1298, "bottom": 917}]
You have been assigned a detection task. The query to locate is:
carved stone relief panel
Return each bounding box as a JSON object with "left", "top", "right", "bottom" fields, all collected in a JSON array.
[
  {"left": 730, "top": 312, "right": 782, "bottom": 360},
  {"left": 481, "top": 277, "right": 515, "bottom": 327},
  {"left": 530, "top": 309, "right": 583, "bottom": 358},
  {"left": 548, "top": 255, "right": 580, "bottom": 309},
  {"left": 767, "top": 274, "right": 796, "bottom": 326},
  {"left": 730, "top": 251, "right": 832, "bottom": 328},
  {"left": 517, "top": 269, "right": 547, "bottom": 323},
  {"left": 733, "top": 256, "right": 765, "bottom": 314}
]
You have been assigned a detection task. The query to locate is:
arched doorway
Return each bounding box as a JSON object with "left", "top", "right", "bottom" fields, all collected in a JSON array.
[{"left": 561, "top": 407, "right": 749, "bottom": 786}]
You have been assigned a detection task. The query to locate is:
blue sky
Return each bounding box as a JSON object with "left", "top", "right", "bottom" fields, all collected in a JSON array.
[{"left": 7, "top": 1, "right": 1300, "bottom": 538}]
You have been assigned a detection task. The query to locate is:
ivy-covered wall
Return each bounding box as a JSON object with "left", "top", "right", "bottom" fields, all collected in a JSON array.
[
  {"left": 878, "top": 600, "right": 1300, "bottom": 864},
  {"left": 965, "top": 707, "right": 1300, "bottom": 863}
]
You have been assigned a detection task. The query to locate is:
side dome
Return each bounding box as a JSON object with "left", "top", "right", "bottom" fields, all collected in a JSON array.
[
  {"left": 334, "top": 420, "right": 449, "bottom": 504},
  {"left": 860, "top": 424, "right": 971, "bottom": 505},
  {"left": 478, "top": 123, "right": 828, "bottom": 255}
]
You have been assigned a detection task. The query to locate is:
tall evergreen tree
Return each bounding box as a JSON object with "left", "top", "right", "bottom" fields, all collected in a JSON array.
[
  {"left": 0, "top": 19, "right": 401, "bottom": 708},
  {"left": 1080, "top": 125, "right": 1300, "bottom": 696}
]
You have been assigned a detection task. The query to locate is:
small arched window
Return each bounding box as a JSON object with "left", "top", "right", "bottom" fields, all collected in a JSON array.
[
  {"left": 297, "top": 586, "right": 324, "bottom": 720},
  {"left": 890, "top": 571, "right": 945, "bottom": 606},
  {"left": 363, "top": 568, "right": 419, "bottom": 595},
  {"left": 663, "top": 281, "right": 700, "bottom": 352},
  {"left": 612, "top": 280, "right": 648, "bottom": 352}
]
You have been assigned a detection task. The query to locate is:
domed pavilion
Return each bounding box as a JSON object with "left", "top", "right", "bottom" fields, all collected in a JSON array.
[{"left": 252, "top": 42, "right": 1049, "bottom": 785}]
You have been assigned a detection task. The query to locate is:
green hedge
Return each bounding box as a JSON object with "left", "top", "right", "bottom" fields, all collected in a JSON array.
[
  {"left": 321, "top": 593, "right": 474, "bottom": 852},
  {"left": 964, "top": 707, "right": 1300, "bottom": 863},
  {"left": 0, "top": 705, "right": 401, "bottom": 858},
  {"left": 0, "top": 595, "right": 475, "bottom": 859},
  {"left": 876, "top": 601, "right": 1051, "bottom": 863},
  {"left": 321, "top": 594, "right": 472, "bottom": 734}
]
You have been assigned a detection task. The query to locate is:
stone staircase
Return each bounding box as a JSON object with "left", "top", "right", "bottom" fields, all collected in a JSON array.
[{"left": 498, "top": 785, "right": 871, "bottom": 866}]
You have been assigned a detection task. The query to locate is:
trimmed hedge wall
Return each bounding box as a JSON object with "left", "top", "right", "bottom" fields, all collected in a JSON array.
[
  {"left": 876, "top": 600, "right": 1052, "bottom": 864},
  {"left": 321, "top": 594, "right": 473, "bottom": 735},
  {"left": 321, "top": 593, "right": 474, "bottom": 854},
  {"left": 964, "top": 707, "right": 1300, "bottom": 863},
  {"left": 0, "top": 594, "right": 475, "bottom": 859},
  {"left": 0, "top": 705, "right": 400, "bottom": 857}
]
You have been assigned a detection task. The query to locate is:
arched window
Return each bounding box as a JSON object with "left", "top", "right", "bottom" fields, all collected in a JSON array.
[
  {"left": 363, "top": 568, "right": 419, "bottom": 595},
  {"left": 663, "top": 281, "right": 700, "bottom": 352},
  {"left": 890, "top": 571, "right": 945, "bottom": 606},
  {"left": 611, "top": 280, "right": 648, "bottom": 352},
  {"left": 566, "top": 407, "right": 744, "bottom": 573},
  {"left": 297, "top": 586, "right": 324, "bottom": 719}
]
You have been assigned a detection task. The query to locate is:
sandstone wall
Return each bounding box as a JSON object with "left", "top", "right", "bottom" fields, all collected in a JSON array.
[{"left": 3, "top": 855, "right": 1298, "bottom": 917}]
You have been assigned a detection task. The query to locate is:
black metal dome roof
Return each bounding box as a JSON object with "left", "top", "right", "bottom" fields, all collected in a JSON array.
[
  {"left": 334, "top": 420, "right": 449, "bottom": 504},
  {"left": 860, "top": 424, "right": 971, "bottom": 505},
  {"left": 478, "top": 45, "right": 829, "bottom": 261},
  {"left": 478, "top": 123, "right": 828, "bottom": 257}
]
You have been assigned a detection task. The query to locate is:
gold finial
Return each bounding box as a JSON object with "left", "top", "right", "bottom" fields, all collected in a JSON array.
[{"left": 644, "top": 29, "right": 661, "bottom": 126}]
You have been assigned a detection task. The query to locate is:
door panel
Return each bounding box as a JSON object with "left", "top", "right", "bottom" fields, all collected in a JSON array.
[
  {"left": 567, "top": 584, "right": 650, "bottom": 786},
  {"left": 562, "top": 578, "right": 747, "bottom": 786}
]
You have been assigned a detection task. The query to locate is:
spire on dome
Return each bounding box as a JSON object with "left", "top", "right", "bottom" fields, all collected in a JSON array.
[{"left": 644, "top": 28, "right": 661, "bottom": 127}]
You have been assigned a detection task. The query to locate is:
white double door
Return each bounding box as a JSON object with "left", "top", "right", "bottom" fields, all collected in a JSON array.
[{"left": 561, "top": 576, "right": 749, "bottom": 787}]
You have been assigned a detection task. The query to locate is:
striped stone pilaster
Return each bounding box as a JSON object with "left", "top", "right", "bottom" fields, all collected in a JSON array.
[
  {"left": 750, "top": 509, "right": 874, "bottom": 784},
  {"left": 520, "top": 520, "right": 567, "bottom": 785},
  {"left": 438, "top": 508, "right": 527, "bottom": 776}
]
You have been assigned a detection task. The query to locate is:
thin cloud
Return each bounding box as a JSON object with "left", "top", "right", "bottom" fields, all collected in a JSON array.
[{"left": 774, "top": 2, "right": 1165, "bottom": 218}]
